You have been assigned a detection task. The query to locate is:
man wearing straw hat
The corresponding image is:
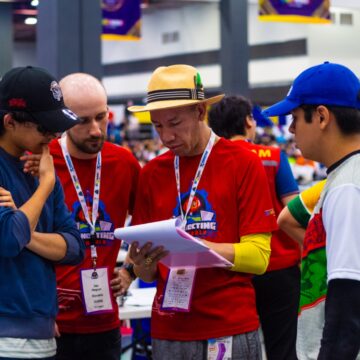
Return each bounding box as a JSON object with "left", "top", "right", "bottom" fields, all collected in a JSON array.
[{"left": 127, "top": 64, "right": 278, "bottom": 359}]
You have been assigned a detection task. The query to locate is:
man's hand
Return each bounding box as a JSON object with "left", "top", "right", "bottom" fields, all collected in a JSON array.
[
  {"left": 0, "top": 187, "right": 17, "bottom": 209},
  {"left": 38, "top": 145, "right": 55, "bottom": 192},
  {"left": 110, "top": 267, "right": 132, "bottom": 297},
  {"left": 129, "top": 242, "right": 169, "bottom": 282},
  {"left": 21, "top": 152, "right": 41, "bottom": 177}
]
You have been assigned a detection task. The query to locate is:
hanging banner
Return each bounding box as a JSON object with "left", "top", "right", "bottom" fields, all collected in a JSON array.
[
  {"left": 102, "top": 0, "right": 141, "bottom": 41},
  {"left": 259, "top": 0, "right": 331, "bottom": 24}
]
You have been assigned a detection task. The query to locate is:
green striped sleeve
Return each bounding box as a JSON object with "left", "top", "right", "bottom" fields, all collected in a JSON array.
[{"left": 287, "top": 195, "right": 311, "bottom": 228}]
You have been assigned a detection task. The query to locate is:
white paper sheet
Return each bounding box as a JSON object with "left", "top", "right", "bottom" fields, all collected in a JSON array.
[{"left": 114, "top": 218, "right": 233, "bottom": 269}]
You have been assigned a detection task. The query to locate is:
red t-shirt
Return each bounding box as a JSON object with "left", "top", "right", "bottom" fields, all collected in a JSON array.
[
  {"left": 132, "top": 138, "right": 277, "bottom": 340},
  {"left": 50, "top": 140, "right": 140, "bottom": 334},
  {"left": 237, "top": 141, "right": 301, "bottom": 271}
]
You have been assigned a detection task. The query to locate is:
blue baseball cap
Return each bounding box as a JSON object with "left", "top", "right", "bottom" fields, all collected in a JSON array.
[{"left": 263, "top": 62, "right": 360, "bottom": 116}]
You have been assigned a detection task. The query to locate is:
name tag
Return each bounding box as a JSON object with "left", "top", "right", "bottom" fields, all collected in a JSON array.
[
  {"left": 162, "top": 267, "right": 196, "bottom": 312},
  {"left": 80, "top": 267, "right": 114, "bottom": 315},
  {"left": 207, "top": 336, "right": 233, "bottom": 360}
]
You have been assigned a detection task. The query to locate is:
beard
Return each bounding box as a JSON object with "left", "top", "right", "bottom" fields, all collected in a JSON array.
[{"left": 68, "top": 132, "right": 105, "bottom": 154}]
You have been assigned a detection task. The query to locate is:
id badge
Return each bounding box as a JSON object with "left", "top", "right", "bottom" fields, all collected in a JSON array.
[
  {"left": 207, "top": 336, "right": 233, "bottom": 360},
  {"left": 161, "top": 267, "right": 196, "bottom": 312},
  {"left": 80, "top": 267, "right": 114, "bottom": 315}
]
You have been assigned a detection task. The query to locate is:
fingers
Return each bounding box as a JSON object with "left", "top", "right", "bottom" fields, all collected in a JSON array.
[
  {"left": 129, "top": 241, "right": 168, "bottom": 269},
  {"left": 0, "top": 188, "right": 16, "bottom": 209},
  {"left": 42, "top": 144, "right": 50, "bottom": 155}
]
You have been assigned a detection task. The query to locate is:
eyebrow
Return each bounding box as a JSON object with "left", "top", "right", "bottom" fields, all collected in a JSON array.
[{"left": 80, "top": 111, "right": 108, "bottom": 122}]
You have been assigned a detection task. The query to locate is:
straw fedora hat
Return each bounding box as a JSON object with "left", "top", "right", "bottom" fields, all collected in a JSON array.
[{"left": 127, "top": 64, "right": 224, "bottom": 112}]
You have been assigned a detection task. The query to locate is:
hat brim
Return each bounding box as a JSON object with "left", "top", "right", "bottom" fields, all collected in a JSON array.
[
  {"left": 128, "top": 94, "right": 225, "bottom": 113},
  {"left": 262, "top": 98, "right": 301, "bottom": 117},
  {"left": 32, "top": 107, "right": 81, "bottom": 133}
]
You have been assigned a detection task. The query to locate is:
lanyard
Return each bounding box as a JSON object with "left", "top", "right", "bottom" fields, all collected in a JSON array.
[
  {"left": 174, "top": 131, "right": 216, "bottom": 229},
  {"left": 60, "top": 136, "right": 101, "bottom": 273}
]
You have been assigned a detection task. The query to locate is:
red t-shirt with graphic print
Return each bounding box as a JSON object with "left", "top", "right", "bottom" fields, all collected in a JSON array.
[
  {"left": 132, "top": 138, "right": 277, "bottom": 341},
  {"left": 50, "top": 140, "right": 140, "bottom": 334}
]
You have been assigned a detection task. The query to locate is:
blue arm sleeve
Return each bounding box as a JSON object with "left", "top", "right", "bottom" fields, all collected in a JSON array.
[
  {"left": 52, "top": 178, "right": 85, "bottom": 265},
  {"left": 275, "top": 150, "right": 299, "bottom": 198},
  {"left": 318, "top": 279, "right": 360, "bottom": 359},
  {"left": 0, "top": 208, "right": 31, "bottom": 257}
]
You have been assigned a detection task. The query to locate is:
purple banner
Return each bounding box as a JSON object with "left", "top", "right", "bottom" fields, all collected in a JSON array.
[
  {"left": 102, "top": 0, "right": 141, "bottom": 40},
  {"left": 259, "top": 0, "right": 331, "bottom": 23}
]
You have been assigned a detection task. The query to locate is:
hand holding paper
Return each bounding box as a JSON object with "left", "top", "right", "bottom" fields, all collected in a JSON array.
[{"left": 114, "top": 218, "right": 233, "bottom": 269}]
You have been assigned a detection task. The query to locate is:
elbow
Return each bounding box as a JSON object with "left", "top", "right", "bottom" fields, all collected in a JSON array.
[
  {"left": 251, "top": 249, "right": 271, "bottom": 275},
  {"left": 0, "top": 210, "right": 31, "bottom": 257},
  {"left": 56, "top": 233, "right": 85, "bottom": 265}
]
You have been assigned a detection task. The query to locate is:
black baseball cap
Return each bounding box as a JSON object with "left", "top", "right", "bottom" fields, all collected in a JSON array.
[{"left": 0, "top": 66, "right": 80, "bottom": 132}]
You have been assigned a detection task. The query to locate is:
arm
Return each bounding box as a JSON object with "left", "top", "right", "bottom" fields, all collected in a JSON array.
[
  {"left": 26, "top": 232, "right": 66, "bottom": 261},
  {"left": 26, "top": 177, "right": 85, "bottom": 264},
  {"left": 203, "top": 232, "right": 271, "bottom": 275},
  {"left": 19, "top": 145, "right": 55, "bottom": 232},
  {"left": 318, "top": 279, "right": 360, "bottom": 359},
  {"left": 277, "top": 204, "right": 306, "bottom": 245}
]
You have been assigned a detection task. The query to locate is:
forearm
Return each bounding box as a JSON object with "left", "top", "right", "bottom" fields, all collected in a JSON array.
[
  {"left": 318, "top": 279, "right": 360, "bottom": 360},
  {"left": 19, "top": 181, "right": 53, "bottom": 232},
  {"left": 26, "top": 231, "right": 67, "bottom": 261},
  {"left": 277, "top": 206, "right": 306, "bottom": 245},
  {"left": 204, "top": 233, "right": 271, "bottom": 275},
  {"left": 232, "top": 233, "right": 271, "bottom": 274}
]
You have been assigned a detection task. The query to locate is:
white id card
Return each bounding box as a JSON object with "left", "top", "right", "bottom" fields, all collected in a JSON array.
[
  {"left": 207, "top": 336, "right": 233, "bottom": 360},
  {"left": 162, "top": 267, "right": 196, "bottom": 312},
  {"left": 80, "top": 267, "right": 114, "bottom": 315}
]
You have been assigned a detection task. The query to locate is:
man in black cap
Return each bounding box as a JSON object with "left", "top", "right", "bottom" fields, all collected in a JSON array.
[{"left": 0, "top": 66, "right": 85, "bottom": 359}]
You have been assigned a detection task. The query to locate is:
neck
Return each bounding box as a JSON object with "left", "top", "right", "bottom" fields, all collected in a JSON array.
[
  {"left": 65, "top": 135, "right": 98, "bottom": 160},
  {"left": 321, "top": 134, "right": 360, "bottom": 168},
  {"left": 0, "top": 136, "right": 23, "bottom": 158},
  {"left": 190, "top": 126, "right": 218, "bottom": 157},
  {"left": 230, "top": 135, "right": 247, "bottom": 141}
]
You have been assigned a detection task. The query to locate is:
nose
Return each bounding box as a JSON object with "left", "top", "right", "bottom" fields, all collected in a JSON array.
[
  {"left": 289, "top": 119, "right": 296, "bottom": 134},
  {"left": 159, "top": 127, "right": 176, "bottom": 144},
  {"left": 89, "top": 119, "right": 102, "bottom": 137}
]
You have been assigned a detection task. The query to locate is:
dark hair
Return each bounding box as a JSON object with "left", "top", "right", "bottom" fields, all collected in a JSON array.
[
  {"left": 208, "top": 95, "right": 252, "bottom": 139},
  {"left": 300, "top": 104, "right": 360, "bottom": 135},
  {"left": 0, "top": 111, "right": 53, "bottom": 137},
  {"left": 0, "top": 111, "right": 34, "bottom": 136}
]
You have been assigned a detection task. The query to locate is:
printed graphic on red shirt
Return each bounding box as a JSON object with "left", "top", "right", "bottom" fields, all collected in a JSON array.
[
  {"left": 173, "top": 189, "right": 217, "bottom": 238},
  {"left": 72, "top": 190, "right": 114, "bottom": 247}
]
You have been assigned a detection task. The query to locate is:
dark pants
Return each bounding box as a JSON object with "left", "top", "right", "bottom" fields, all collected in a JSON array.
[
  {"left": 253, "top": 265, "right": 300, "bottom": 360},
  {"left": 55, "top": 328, "right": 121, "bottom": 360}
]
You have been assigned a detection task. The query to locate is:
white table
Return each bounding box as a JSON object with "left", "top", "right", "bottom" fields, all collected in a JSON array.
[
  {"left": 119, "top": 287, "right": 156, "bottom": 320},
  {"left": 119, "top": 287, "right": 156, "bottom": 359}
]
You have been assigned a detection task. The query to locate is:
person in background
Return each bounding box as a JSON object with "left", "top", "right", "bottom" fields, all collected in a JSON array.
[
  {"left": 278, "top": 179, "right": 328, "bottom": 360},
  {"left": 127, "top": 64, "right": 278, "bottom": 359},
  {"left": 208, "top": 95, "right": 300, "bottom": 360},
  {"left": 0, "top": 66, "right": 84, "bottom": 359},
  {"left": 48, "top": 73, "right": 141, "bottom": 360},
  {"left": 264, "top": 61, "right": 360, "bottom": 359}
]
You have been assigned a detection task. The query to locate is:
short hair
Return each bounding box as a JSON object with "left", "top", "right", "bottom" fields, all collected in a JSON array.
[
  {"left": 300, "top": 105, "right": 360, "bottom": 135},
  {"left": 208, "top": 96, "right": 252, "bottom": 139},
  {"left": 0, "top": 111, "right": 34, "bottom": 136}
]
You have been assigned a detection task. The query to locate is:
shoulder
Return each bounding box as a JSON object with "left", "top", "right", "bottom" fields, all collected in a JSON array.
[
  {"left": 49, "top": 139, "right": 62, "bottom": 158},
  {"left": 141, "top": 149, "right": 173, "bottom": 175},
  {"left": 102, "top": 142, "right": 139, "bottom": 167}
]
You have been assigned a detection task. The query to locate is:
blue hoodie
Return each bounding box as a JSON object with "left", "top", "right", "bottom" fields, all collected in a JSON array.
[{"left": 0, "top": 147, "right": 85, "bottom": 339}]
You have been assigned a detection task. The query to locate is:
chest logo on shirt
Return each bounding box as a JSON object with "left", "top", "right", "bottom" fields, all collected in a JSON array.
[
  {"left": 72, "top": 191, "right": 114, "bottom": 247},
  {"left": 173, "top": 189, "right": 217, "bottom": 238}
]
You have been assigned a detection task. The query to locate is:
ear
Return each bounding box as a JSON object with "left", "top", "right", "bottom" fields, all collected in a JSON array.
[
  {"left": 245, "top": 115, "right": 253, "bottom": 129},
  {"left": 316, "top": 105, "right": 330, "bottom": 130},
  {"left": 3, "top": 113, "right": 16, "bottom": 131},
  {"left": 196, "top": 103, "right": 207, "bottom": 122}
]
